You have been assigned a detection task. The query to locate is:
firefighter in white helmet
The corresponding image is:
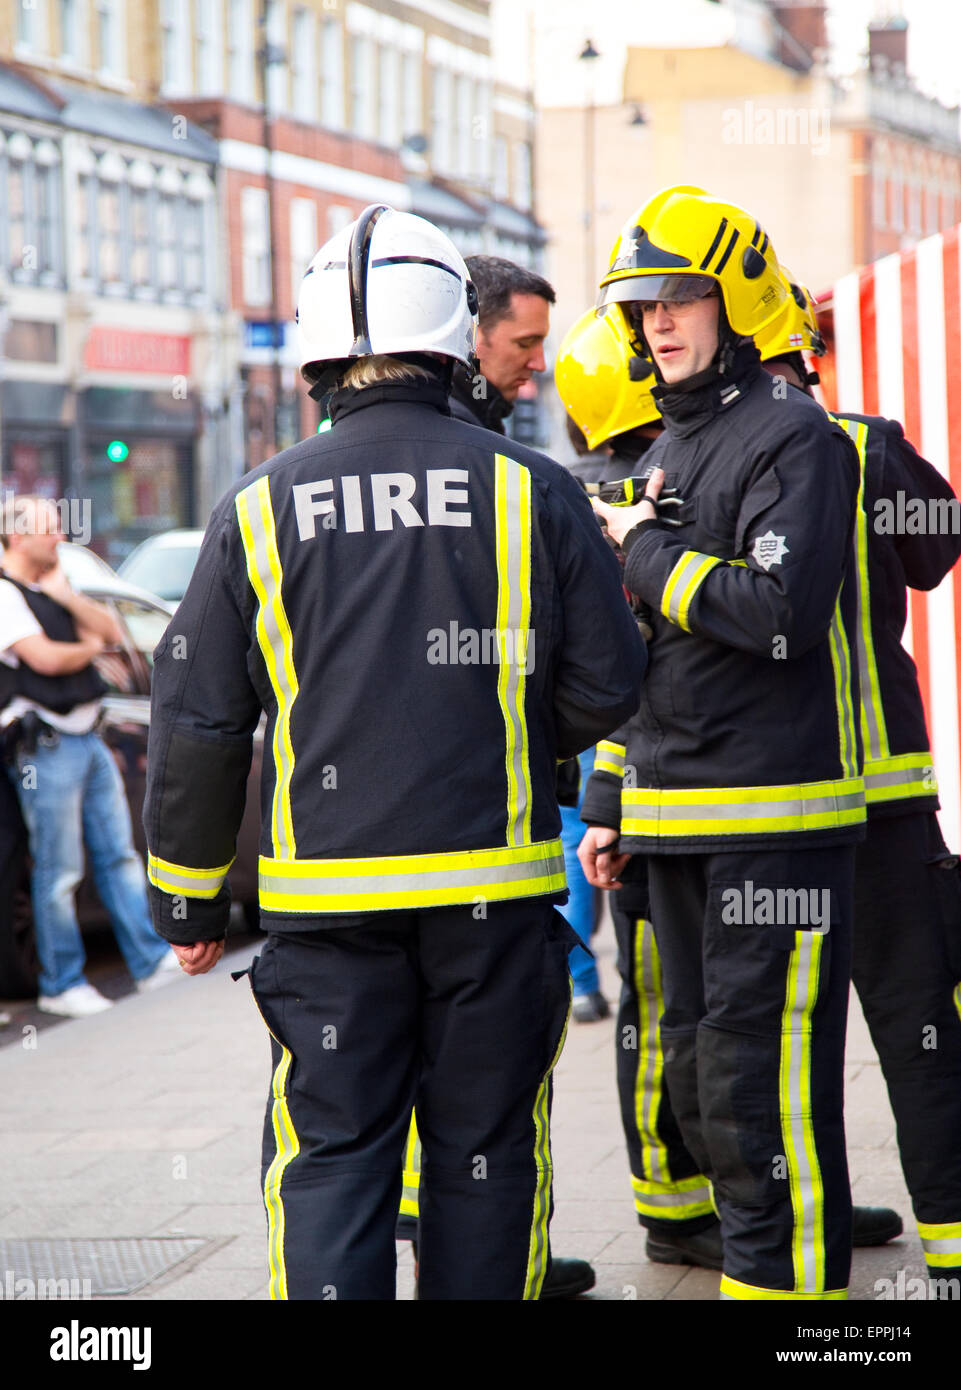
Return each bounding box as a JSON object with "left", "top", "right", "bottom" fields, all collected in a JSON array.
[{"left": 143, "top": 205, "right": 645, "bottom": 1300}]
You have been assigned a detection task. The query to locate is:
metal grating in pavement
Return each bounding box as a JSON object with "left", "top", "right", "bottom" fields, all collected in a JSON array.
[{"left": 0, "top": 1237, "right": 209, "bottom": 1296}]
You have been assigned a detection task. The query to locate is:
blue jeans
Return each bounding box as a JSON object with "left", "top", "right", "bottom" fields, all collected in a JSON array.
[
  {"left": 558, "top": 749, "right": 599, "bottom": 997},
  {"left": 11, "top": 731, "right": 168, "bottom": 997}
]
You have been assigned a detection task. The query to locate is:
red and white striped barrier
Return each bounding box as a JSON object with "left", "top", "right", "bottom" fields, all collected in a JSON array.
[{"left": 817, "top": 225, "right": 961, "bottom": 850}]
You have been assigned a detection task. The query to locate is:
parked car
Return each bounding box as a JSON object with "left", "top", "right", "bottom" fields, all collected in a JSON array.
[
  {"left": 0, "top": 562, "right": 262, "bottom": 998},
  {"left": 117, "top": 530, "right": 205, "bottom": 607}
]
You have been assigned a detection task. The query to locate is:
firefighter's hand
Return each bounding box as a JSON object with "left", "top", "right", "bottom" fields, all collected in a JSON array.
[
  {"left": 592, "top": 468, "right": 664, "bottom": 545},
  {"left": 578, "top": 826, "right": 631, "bottom": 890},
  {"left": 172, "top": 940, "right": 225, "bottom": 976}
]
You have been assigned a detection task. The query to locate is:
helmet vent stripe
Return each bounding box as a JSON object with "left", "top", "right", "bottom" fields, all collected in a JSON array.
[
  {"left": 699, "top": 218, "right": 729, "bottom": 270},
  {"left": 371, "top": 255, "right": 461, "bottom": 280},
  {"left": 714, "top": 226, "right": 741, "bottom": 274}
]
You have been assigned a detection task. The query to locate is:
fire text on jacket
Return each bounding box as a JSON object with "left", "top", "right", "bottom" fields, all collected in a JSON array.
[{"left": 293, "top": 470, "right": 472, "bottom": 538}]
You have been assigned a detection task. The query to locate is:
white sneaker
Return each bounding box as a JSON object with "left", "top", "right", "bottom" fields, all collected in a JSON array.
[
  {"left": 38, "top": 983, "right": 113, "bottom": 1017},
  {"left": 135, "top": 949, "right": 183, "bottom": 993}
]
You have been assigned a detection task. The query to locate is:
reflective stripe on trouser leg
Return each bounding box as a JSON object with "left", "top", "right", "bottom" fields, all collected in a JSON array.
[
  {"left": 399, "top": 1111, "right": 422, "bottom": 1219},
  {"left": 248, "top": 926, "right": 420, "bottom": 1300},
  {"left": 611, "top": 899, "right": 713, "bottom": 1226},
  {"left": 649, "top": 849, "right": 854, "bottom": 1299},
  {"left": 415, "top": 902, "right": 576, "bottom": 1301}
]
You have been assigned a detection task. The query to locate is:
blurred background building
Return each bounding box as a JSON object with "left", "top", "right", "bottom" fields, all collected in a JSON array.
[
  {"left": 0, "top": 0, "right": 544, "bottom": 562},
  {"left": 2, "top": 0, "right": 961, "bottom": 548}
]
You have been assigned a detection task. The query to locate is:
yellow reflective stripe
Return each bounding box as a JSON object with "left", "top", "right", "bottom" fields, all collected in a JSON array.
[
  {"left": 634, "top": 920, "right": 671, "bottom": 1185},
  {"left": 146, "top": 852, "right": 233, "bottom": 899},
  {"left": 400, "top": 1111, "right": 422, "bottom": 1217},
  {"left": 661, "top": 550, "right": 722, "bottom": 631},
  {"left": 864, "top": 751, "right": 937, "bottom": 803},
  {"left": 237, "top": 478, "right": 299, "bottom": 860},
  {"left": 596, "top": 739, "right": 626, "bottom": 778},
  {"left": 828, "top": 596, "right": 859, "bottom": 782},
  {"left": 258, "top": 838, "right": 566, "bottom": 912},
  {"left": 494, "top": 454, "right": 533, "bottom": 848},
  {"left": 918, "top": 1220, "right": 961, "bottom": 1264},
  {"left": 954, "top": 983, "right": 961, "bottom": 1026},
  {"left": 720, "top": 1275, "right": 847, "bottom": 1301},
  {"left": 524, "top": 986, "right": 571, "bottom": 1300},
  {"left": 248, "top": 995, "right": 301, "bottom": 1303},
  {"left": 833, "top": 415, "right": 890, "bottom": 763},
  {"left": 780, "top": 930, "right": 825, "bottom": 1293},
  {"left": 631, "top": 1174, "right": 714, "bottom": 1221},
  {"left": 621, "top": 778, "right": 865, "bottom": 838}
]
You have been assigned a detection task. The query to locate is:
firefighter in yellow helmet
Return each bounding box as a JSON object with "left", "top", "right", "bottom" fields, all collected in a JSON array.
[
  {"left": 562, "top": 286, "right": 901, "bottom": 1274},
  {"left": 579, "top": 186, "right": 865, "bottom": 1300},
  {"left": 757, "top": 267, "right": 961, "bottom": 1289}
]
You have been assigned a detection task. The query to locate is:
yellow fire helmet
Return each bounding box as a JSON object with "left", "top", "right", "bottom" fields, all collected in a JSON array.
[
  {"left": 598, "top": 186, "right": 789, "bottom": 338},
  {"left": 555, "top": 306, "right": 660, "bottom": 450},
  {"left": 754, "top": 268, "right": 826, "bottom": 360}
]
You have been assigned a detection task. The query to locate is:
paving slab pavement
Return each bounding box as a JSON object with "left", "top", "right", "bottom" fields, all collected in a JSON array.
[{"left": 0, "top": 911, "right": 940, "bottom": 1311}]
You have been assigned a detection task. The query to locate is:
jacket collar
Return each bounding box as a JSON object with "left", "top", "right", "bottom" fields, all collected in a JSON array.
[
  {"left": 328, "top": 377, "right": 452, "bottom": 424},
  {"left": 652, "top": 341, "right": 762, "bottom": 438},
  {"left": 450, "top": 364, "right": 513, "bottom": 432}
]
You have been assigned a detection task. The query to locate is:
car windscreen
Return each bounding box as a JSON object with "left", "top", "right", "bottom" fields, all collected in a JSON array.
[
  {"left": 114, "top": 599, "right": 172, "bottom": 671},
  {"left": 121, "top": 545, "right": 200, "bottom": 602}
]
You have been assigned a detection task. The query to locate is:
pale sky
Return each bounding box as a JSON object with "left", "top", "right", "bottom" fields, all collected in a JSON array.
[{"left": 827, "top": 0, "right": 961, "bottom": 106}]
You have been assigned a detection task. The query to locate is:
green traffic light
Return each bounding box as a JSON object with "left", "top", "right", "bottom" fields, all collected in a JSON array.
[{"left": 106, "top": 440, "right": 130, "bottom": 463}]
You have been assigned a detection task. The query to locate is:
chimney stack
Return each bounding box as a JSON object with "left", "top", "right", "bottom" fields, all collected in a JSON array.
[
  {"left": 768, "top": 1, "right": 828, "bottom": 72},
  {"left": 868, "top": 18, "right": 908, "bottom": 78}
]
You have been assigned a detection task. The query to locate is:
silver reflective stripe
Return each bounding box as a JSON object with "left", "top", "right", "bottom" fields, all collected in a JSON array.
[
  {"left": 147, "top": 855, "right": 233, "bottom": 898},
  {"left": 260, "top": 853, "right": 566, "bottom": 898},
  {"left": 782, "top": 930, "right": 824, "bottom": 1292},
  {"left": 624, "top": 792, "right": 865, "bottom": 821},
  {"left": 829, "top": 603, "right": 858, "bottom": 782},
  {"left": 864, "top": 760, "right": 936, "bottom": 796},
  {"left": 662, "top": 550, "right": 708, "bottom": 626},
  {"left": 494, "top": 454, "right": 533, "bottom": 848},
  {"left": 237, "top": 479, "right": 299, "bottom": 860},
  {"left": 920, "top": 1236, "right": 961, "bottom": 1255},
  {"left": 631, "top": 1182, "right": 713, "bottom": 1210}
]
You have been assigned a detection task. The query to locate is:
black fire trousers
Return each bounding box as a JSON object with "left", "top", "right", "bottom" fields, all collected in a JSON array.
[
  {"left": 647, "top": 844, "right": 855, "bottom": 1299},
  {"left": 244, "top": 899, "right": 574, "bottom": 1300},
  {"left": 852, "top": 812, "right": 961, "bottom": 1278}
]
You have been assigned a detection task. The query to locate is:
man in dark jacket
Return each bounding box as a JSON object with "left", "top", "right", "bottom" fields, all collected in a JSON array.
[
  {"left": 144, "top": 207, "right": 645, "bottom": 1300},
  {"left": 585, "top": 187, "right": 863, "bottom": 1300}
]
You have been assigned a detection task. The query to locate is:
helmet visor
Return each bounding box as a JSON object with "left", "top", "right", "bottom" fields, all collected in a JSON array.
[{"left": 598, "top": 273, "right": 718, "bottom": 310}]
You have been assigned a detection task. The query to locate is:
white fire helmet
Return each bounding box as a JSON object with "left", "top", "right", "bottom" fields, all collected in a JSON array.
[{"left": 297, "top": 204, "right": 479, "bottom": 391}]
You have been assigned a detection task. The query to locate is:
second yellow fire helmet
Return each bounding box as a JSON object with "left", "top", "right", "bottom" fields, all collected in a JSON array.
[
  {"left": 597, "top": 186, "right": 789, "bottom": 338},
  {"left": 754, "top": 270, "right": 825, "bottom": 360},
  {"left": 555, "top": 305, "right": 660, "bottom": 450}
]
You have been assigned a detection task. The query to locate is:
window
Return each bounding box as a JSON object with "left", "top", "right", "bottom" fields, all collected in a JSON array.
[
  {"left": 349, "top": 34, "right": 374, "bottom": 138},
  {"left": 327, "top": 204, "right": 353, "bottom": 238},
  {"left": 402, "top": 49, "right": 421, "bottom": 139},
  {"left": 454, "top": 74, "right": 472, "bottom": 175},
  {"left": 430, "top": 66, "right": 452, "bottom": 171},
  {"left": 378, "top": 45, "right": 399, "bottom": 146},
  {"left": 96, "top": 0, "right": 123, "bottom": 77},
  {"left": 59, "top": 0, "right": 84, "bottom": 64},
  {"left": 513, "top": 142, "right": 532, "bottom": 211},
  {"left": 321, "top": 17, "right": 344, "bottom": 128},
  {"left": 228, "top": 0, "right": 255, "bottom": 102},
  {"left": 242, "top": 185, "right": 270, "bottom": 306},
  {"left": 157, "top": 191, "right": 180, "bottom": 291},
  {"left": 291, "top": 8, "right": 317, "bottom": 120},
  {"left": 182, "top": 198, "right": 205, "bottom": 294},
  {"left": 17, "top": 0, "right": 48, "bottom": 52},
  {"left": 265, "top": 0, "right": 288, "bottom": 112},
  {"left": 97, "top": 182, "right": 123, "bottom": 284},
  {"left": 194, "top": 0, "right": 222, "bottom": 92},
  {"left": 2, "top": 132, "right": 62, "bottom": 285},
  {"left": 129, "top": 187, "right": 152, "bottom": 288},
  {"left": 493, "top": 136, "right": 509, "bottom": 200},
  {"left": 77, "top": 172, "right": 95, "bottom": 280},
  {"left": 290, "top": 197, "right": 317, "bottom": 304}
]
